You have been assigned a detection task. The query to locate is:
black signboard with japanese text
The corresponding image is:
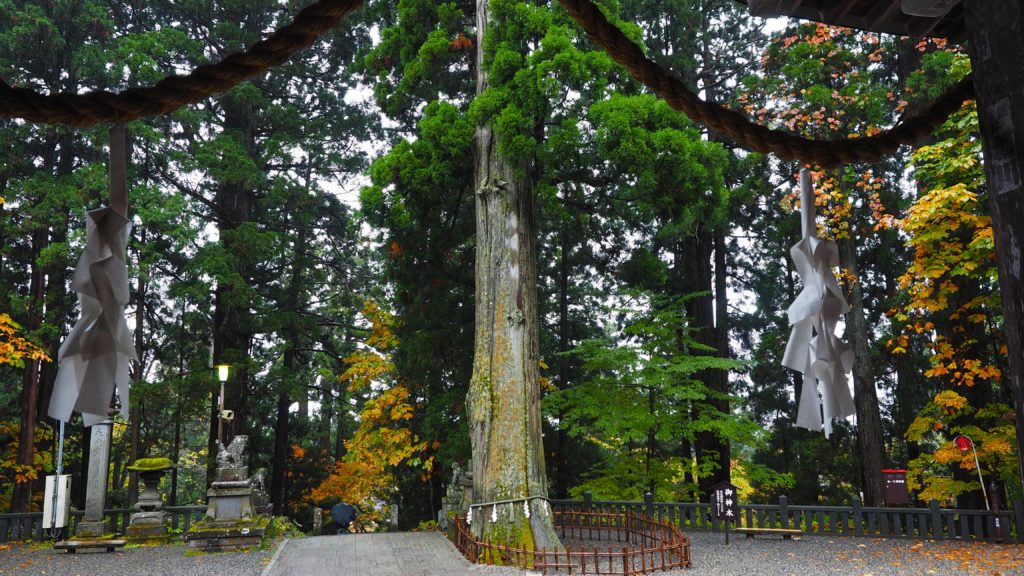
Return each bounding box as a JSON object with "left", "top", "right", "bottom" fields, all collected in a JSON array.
[
  {"left": 882, "top": 469, "right": 909, "bottom": 506},
  {"left": 711, "top": 481, "right": 740, "bottom": 524}
]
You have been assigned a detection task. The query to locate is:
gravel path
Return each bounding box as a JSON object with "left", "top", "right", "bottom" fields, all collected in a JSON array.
[
  {"left": 0, "top": 540, "right": 276, "bottom": 576},
  {"left": 2, "top": 532, "right": 1022, "bottom": 576},
  {"left": 475, "top": 532, "right": 1024, "bottom": 576}
]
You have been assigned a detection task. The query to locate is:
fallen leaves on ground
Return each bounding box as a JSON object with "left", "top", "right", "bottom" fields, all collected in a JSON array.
[
  {"left": 834, "top": 539, "right": 1024, "bottom": 575},
  {"left": 920, "top": 541, "right": 1024, "bottom": 574}
]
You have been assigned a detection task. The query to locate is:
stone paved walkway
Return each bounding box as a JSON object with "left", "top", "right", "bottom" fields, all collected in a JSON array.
[{"left": 261, "top": 531, "right": 476, "bottom": 576}]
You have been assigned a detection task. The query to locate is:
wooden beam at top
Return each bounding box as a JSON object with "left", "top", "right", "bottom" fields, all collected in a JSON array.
[
  {"left": 905, "top": 14, "right": 944, "bottom": 37},
  {"left": 861, "top": 1, "right": 904, "bottom": 32},
  {"left": 747, "top": 0, "right": 806, "bottom": 17},
  {"left": 825, "top": 1, "right": 857, "bottom": 22}
]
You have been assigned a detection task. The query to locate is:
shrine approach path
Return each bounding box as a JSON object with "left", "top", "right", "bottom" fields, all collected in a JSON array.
[{"left": 261, "top": 531, "right": 477, "bottom": 576}]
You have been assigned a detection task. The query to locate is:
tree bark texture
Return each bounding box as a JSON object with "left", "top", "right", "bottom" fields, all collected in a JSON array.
[
  {"left": 467, "top": 0, "right": 561, "bottom": 552},
  {"left": 12, "top": 232, "right": 44, "bottom": 513},
  {"left": 680, "top": 235, "right": 731, "bottom": 498},
  {"left": 962, "top": 0, "right": 1024, "bottom": 501},
  {"left": 836, "top": 215, "right": 886, "bottom": 507},
  {"left": 271, "top": 390, "right": 290, "bottom": 516}
]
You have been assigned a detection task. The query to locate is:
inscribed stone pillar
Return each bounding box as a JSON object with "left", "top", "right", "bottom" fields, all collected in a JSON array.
[
  {"left": 962, "top": 0, "right": 1024, "bottom": 500},
  {"left": 76, "top": 418, "right": 112, "bottom": 537}
]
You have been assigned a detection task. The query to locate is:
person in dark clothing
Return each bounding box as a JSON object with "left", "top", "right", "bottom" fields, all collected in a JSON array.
[{"left": 331, "top": 502, "right": 357, "bottom": 534}]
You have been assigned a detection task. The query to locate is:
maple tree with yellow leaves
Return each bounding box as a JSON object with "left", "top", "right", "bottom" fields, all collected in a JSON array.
[
  {"left": 0, "top": 313, "right": 52, "bottom": 509},
  {"left": 886, "top": 90, "right": 1016, "bottom": 503},
  {"left": 0, "top": 313, "right": 49, "bottom": 369},
  {"left": 307, "top": 300, "right": 434, "bottom": 523}
]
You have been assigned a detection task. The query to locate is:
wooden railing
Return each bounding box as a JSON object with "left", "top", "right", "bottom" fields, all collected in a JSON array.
[
  {"left": 452, "top": 509, "right": 691, "bottom": 575},
  {"left": 554, "top": 493, "right": 1024, "bottom": 543},
  {"left": 0, "top": 505, "right": 207, "bottom": 543}
]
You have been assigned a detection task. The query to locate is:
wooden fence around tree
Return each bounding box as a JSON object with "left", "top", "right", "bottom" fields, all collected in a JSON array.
[
  {"left": 553, "top": 493, "right": 1024, "bottom": 544},
  {"left": 452, "top": 509, "right": 691, "bottom": 575},
  {"left": 0, "top": 505, "right": 206, "bottom": 543}
]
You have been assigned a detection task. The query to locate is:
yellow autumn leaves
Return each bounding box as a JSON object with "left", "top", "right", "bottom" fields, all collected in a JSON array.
[{"left": 307, "top": 300, "right": 434, "bottom": 515}]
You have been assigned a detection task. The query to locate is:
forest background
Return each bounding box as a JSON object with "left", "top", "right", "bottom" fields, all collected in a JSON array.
[{"left": 0, "top": 0, "right": 1015, "bottom": 529}]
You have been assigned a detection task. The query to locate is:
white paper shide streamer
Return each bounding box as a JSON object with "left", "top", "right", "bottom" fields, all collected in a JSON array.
[
  {"left": 781, "top": 169, "right": 855, "bottom": 437},
  {"left": 48, "top": 127, "right": 136, "bottom": 427}
]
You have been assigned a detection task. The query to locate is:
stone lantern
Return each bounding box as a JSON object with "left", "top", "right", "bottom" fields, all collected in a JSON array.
[{"left": 125, "top": 457, "right": 173, "bottom": 542}]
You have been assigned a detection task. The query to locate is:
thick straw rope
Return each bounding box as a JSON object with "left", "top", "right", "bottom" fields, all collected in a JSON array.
[
  {"left": 0, "top": 0, "right": 365, "bottom": 128},
  {"left": 0, "top": 0, "right": 971, "bottom": 166},
  {"left": 557, "top": 0, "right": 974, "bottom": 167}
]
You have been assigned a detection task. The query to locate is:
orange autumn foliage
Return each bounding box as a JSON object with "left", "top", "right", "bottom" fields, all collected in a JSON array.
[
  {"left": 0, "top": 420, "right": 54, "bottom": 511},
  {"left": 307, "top": 300, "right": 433, "bottom": 515},
  {"left": 886, "top": 95, "right": 1016, "bottom": 503},
  {"left": 449, "top": 33, "right": 473, "bottom": 51},
  {"left": 888, "top": 103, "right": 1001, "bottom": 390},
  {"left": 0, "top": 313, "right": 50, "bottom": 368},
  {"left": 0, "top": 314, "right": 52, "bottom": 510}
]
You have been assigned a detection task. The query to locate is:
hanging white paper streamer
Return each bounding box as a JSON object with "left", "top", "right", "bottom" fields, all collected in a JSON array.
[
  {"left": 466, "top": 507, "right": 473, "bottom": 525},
  {"left": 781, "top": 169, "right": 856, "bottom": 438},
  {"left": 523, "top": 500, "right": 530, "bottom": 518},
  {"left": 491, "top": 504, "right": 497, "bottom": 523},
  {"left": 49, "top": 126, "right": 136, "bottom": 427}
]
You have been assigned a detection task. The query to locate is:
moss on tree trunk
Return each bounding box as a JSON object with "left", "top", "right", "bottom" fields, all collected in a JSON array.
[{"left": 466, "top": 0, "right": 562, "bottom": 555}]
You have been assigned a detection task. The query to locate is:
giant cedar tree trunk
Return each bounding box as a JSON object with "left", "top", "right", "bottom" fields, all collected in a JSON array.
[
  {"left": 963, "top": 0, "right": 1024, "bottom": 501},
  {"left": 272, "top": 214, "right": 308, "bottom": 516},
  {"left": 466, "top": 0, "right": 561, "bottom": 551},
  {"left": 835, "top": 191, "right": 886, "bottom": 507},
  {"left": 271, "top": 390, "right": 290, "bottom": 516},
  {"left": 11, "top": 229, "right": 45, "bottom": 513},
  {"left": 680, "top": 234, "right": 731, "bottom": 499},
  {"left": 207, "top": 97, "right": 257, "bottom": 484}
]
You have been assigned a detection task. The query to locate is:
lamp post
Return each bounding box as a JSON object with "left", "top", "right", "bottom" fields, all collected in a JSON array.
[
  {"left": 954, "top": 435, "right": 990, "bottom": 511},
  {"left": 215, "top": 364, "right": 230, "bottom": 445}
]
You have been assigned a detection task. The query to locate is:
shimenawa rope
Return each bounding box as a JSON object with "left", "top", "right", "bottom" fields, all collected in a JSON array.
[
  {"left": 556, "top": 0, "right": 974, "bottom": 167},
  {"left": 0, "top": 0, "right": 972, "bottom": 167},
  {"left": 0, "top": 0, "right": 364, "bottom": 128}
]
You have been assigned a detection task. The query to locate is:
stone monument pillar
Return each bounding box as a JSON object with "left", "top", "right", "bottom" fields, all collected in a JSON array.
[{"left": 76, "top": 418, "right": 113, "bottom": 538}]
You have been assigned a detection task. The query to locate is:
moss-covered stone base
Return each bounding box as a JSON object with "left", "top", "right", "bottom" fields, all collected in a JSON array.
[
  {"left": 183, "top": 515, "right": 271, "bottom": 552},
  {"left": 124, "top": 522, "right": 171, "bottom": 545}
]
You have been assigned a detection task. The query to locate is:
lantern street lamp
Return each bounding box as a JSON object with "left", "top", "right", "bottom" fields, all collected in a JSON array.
[
  {"left": 215, "top": 364, "right": 231, "bottom": 445},
  {"left": 954, "top": 435, "right": 989, "bottom": 511}
]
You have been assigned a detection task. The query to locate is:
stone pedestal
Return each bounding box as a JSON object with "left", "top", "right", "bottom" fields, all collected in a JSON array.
[
  {"left": 183, "top": 516, "right": 270, "bottom": 552},
  {"left": 217, "top": 465, "right": 248, "bottom": 483},
  {"left": 185, "top": 435, "right": 268, "bottom": 551},
  {"left": 76, "top": 520, "right": 110, "bottom": 539},
  {"left": 204, "top": 480, "right": 255, "bottom": 521},
  {"left": 185, "top": 478, "right": 263, "bottom": 551}
]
